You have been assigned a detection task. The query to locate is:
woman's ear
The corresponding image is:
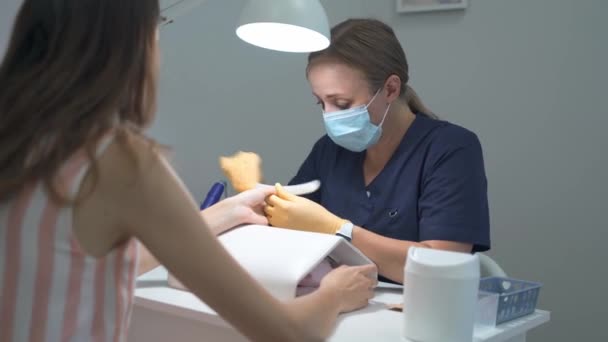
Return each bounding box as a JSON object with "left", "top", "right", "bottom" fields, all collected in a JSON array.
[{"left": 384, "top": 74, "right": 402, "bottom": 102}]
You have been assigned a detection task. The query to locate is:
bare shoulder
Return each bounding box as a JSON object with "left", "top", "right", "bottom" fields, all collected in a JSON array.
[
  {"left": 95, "top": 132, "right": 185, "bottom": 215},
  {"left": 73, "top": 132, "right": 176, "bottom": 255},
  {"left": 100, "top": 132, "right": 167, "bottom": 187}
]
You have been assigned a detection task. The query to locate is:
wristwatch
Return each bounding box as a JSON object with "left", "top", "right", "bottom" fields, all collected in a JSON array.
[{"left": 336, "top": 221, "right": 354, "bottom": 242}]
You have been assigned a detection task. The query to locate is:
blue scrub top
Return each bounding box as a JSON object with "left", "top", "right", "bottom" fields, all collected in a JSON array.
[{"left": 290, "top": 114, "right": 490, "bottom": 254}]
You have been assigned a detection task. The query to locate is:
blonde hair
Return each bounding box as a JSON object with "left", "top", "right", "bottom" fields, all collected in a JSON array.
[{"left": 308, "top": 18, "right": 437, "bottom": 118}]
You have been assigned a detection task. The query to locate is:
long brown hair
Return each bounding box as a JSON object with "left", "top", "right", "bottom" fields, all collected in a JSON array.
[
  {"left": 307, "top": 18, "right": 437, "bottom": 118},
  {"left": 0, "top": 0, "right": 160, "bottom": 202}
]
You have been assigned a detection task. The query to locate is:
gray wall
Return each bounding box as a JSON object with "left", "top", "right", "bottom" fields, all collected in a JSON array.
[
  {"left": 2, "top": 0, "right": 607, "bottom": 341},
  {"left": 0, "top": 0, "right": 20, "bottom": 51}
]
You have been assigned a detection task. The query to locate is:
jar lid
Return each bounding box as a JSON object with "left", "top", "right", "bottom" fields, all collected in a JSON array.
[{"left": 405, "top": 247, "right": 480, "bottom": 279}]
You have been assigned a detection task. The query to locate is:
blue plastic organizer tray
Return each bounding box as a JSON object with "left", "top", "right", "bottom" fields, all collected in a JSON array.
[{"left": 479, "top": 276, "right": 542, "bottom": 324}]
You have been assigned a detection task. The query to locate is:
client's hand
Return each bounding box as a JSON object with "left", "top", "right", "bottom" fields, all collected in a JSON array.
[
  {"left": 202, "top": 187, "right": 275, "bottom": 236},
  {"left": 227, "top": 187, "right": 275, "bottom": 226},
  {"left": 319, "top": 264, "right": 378, "bottom": 313}
]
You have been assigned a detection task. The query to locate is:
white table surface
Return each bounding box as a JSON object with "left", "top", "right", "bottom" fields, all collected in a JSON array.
[{"left": 132, "top": 267, "right": 550, "bottom": 342}]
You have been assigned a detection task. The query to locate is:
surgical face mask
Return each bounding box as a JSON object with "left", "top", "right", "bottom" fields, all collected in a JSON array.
[{"left": 323, "top": 89, "right": 391, "bottom": 152}]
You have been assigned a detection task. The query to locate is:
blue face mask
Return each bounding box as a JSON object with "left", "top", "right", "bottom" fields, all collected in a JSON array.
[{"left": 323, "top": 89, "right": 391, "bottom": 152}]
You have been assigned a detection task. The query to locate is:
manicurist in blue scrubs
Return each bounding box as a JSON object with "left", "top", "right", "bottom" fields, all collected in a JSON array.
[{"left": 265, "top": 18, "right": 490, "bottom": 284}]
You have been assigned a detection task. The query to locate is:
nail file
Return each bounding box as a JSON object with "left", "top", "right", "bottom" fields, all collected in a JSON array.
[{"left": 255, "top": 180, "right": 321, "bottom": 195}]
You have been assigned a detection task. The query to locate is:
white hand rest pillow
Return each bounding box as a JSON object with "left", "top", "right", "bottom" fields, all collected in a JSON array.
[{"left": 168, "top": 225, "right": 374, "bottom": 300}]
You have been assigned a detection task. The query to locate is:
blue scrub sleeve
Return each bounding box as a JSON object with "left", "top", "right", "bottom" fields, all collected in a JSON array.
[{"left": 418, "top": 134, "right": 490, "bottom": 252}]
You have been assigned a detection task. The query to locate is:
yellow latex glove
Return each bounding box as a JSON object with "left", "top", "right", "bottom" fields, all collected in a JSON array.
[
  {"left": 265, "top": 183, "right": 347, "bottom": 234},
  {"left": 219, "top": 151, "right": 262, "bottom": 193}
]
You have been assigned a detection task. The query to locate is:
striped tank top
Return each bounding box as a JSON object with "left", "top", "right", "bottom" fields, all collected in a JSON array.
[{"left": 0, "top": 137, "right": 139, "bottom": 342}]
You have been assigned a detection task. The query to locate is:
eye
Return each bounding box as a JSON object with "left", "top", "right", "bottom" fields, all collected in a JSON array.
[{"left": 336, "top": 102, "right": 351, "bottom": 110}]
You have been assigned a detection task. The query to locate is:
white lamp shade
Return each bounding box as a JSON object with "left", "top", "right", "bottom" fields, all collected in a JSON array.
[{"left": 236, "top": 0, "right": 330, "bottom": 53}]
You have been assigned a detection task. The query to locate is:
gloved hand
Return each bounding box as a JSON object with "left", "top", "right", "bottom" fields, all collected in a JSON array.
[
  {"left": 219, "top": 151, "right": 262, "bottom": 193},
  {"left": 264, "top": 183, "right": 347, "bottom": 234}
]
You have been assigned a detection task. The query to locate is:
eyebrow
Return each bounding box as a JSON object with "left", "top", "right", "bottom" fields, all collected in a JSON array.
[{"left": 312, "top": 93, "right": 349, "bottom": 99}]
